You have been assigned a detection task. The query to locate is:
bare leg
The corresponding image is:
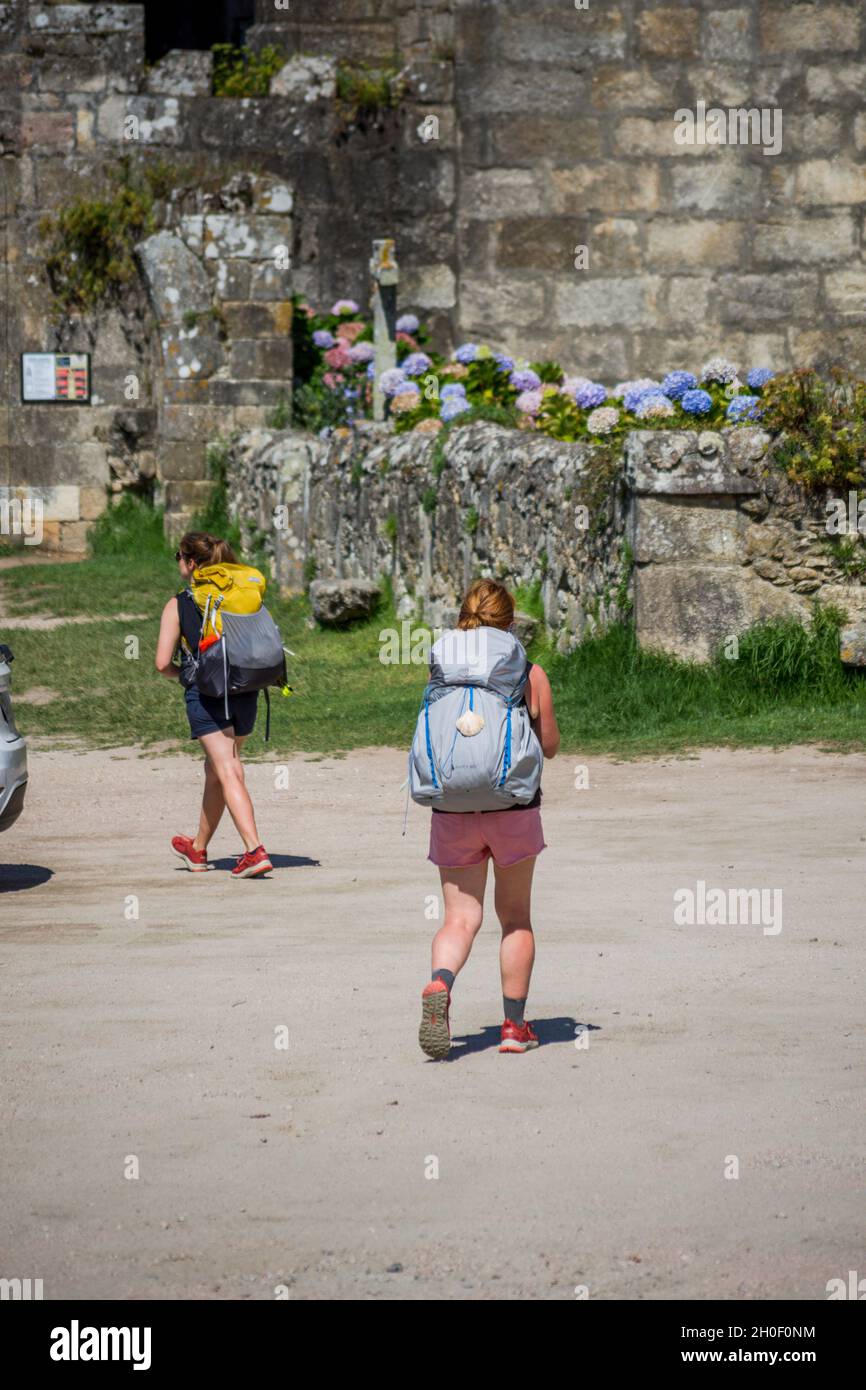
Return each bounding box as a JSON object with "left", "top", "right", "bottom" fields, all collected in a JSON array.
[
  {"left": 493, "top": 856, "right": 537, "bottom": 1001},
  {"left": 193, "top": 756, "right": 225, "bottom": 851},
  {"left": 431, "top": 860, "right": 489, "bottom": 979},
  {"left": 197, "top": 730, "right": 260, "bottom": 853}
]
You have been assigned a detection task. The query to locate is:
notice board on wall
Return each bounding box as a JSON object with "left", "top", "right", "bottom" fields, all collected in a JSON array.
[{"left": 21, "top": 352, "right": 91, "bottom": 403}]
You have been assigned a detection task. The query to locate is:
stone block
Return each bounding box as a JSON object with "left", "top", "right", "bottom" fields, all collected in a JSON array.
[
  {"left": 636, "top": 6, "right": 699, "bottom": 57},
  {"left": 635, "top": 563, "right": 807, "bottom": 662},
  {"left": 460, "top": 277, "right": 545, "bottom": 332},
  {"left": 395, "top": 261, "right": 456, "bottom": 310},
  {"left": 824, "top": 269, "right": 866, "bottom": 319},
  {"left": 310, "top": 578, "right": 381, "bottom": 626},
  {"left": 493, "top": 114, "right": 604, "bottom": 165},
  {"left": 249, "top": 261, "right": 292, "bottom": 302},
  {"left": 759, "top": 4, "right": 860, "bottom": 53},
  {"left": 794, "top": 160, "right": 866, "bottom": 208},
  {"left": 590, "top": 65, "right": 668, "bottom": 109},
  {"left": 200, "top": 214, "right": 293, "bottom": 263},
  {"left": 500, "top": 8, "right": 626, "bottom": 63},
  {"left": 634, "top": 495, "right": 748, "bottom": 564},
  {"left": 613, "top": 117, "right": 709, "bottom": 158},
  {"left": 228, "top": 338, "right": 292, "bottom": 380},
  {"left": 221, "top": 301, "right": 293, "bottom": 338},
  {"left": 496, "top": 218, "right": 581, "bottom": 273},
  {"left": 752, "top": 214, "right": 856, "bottom": 267},
  {"left": 551, "top": 163, "right": 659, "bottom": 213},
  {"left": 703, "top": 7, "right": 752, "bottom": 61},
  {"left": 136, "top": 230, "right": 213, "bottom": 320},
  {"left": 626, "top": 430, "right": 766, "bottom": 497},
  {"left": 806, "top": 64, "right": 866, "bottom": 101},
  {"left": 460, "top": 168, "right": 548, "bottom": 220},
  {"left": 28, "top": 6, "right": 144, "bottom": 35},
  {"left": 160, "top": 324, "right": 224, "bottom": 381},
  {"left": 159, "top": 441, "right": 210, "bottom": 482},
  {"left": 555, "top": 275, "right": 662, "bottom": 329},
  {"left": 270, "top": 54, "right": 336, "bottom": 102},
  {"left": 21, "top": 109, "right": 74, "bottom": 152},
  {"left": 668, "top": 162, "right": 765, "bottom": 219},
  {"left": 145, "top": 49, "right": 212, "bottom": 98},
  {"left": 59, "top": 520, "right": 88, "bottom": 553},
  {"left": 645, "top": 219, "right": 744, "bottom": 270},
  {"left": 715, "top": 273, "right": 820, "bottom": 326},
  {"left": 79, "top": 486, "right": 108, "bottom": 520},
  {"left": 208, "top": 380, "right": 287, "bottom": 406},
  {"left": 164, "top": 480, "right": 215, "bottom": 512}
]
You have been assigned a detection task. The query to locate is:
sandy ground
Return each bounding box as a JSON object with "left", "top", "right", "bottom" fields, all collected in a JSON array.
[{"left": 0, "top": 743, "right": 863, "bottom": 1301}]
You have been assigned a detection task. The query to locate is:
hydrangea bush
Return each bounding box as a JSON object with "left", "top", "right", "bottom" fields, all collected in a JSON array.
[{"left": 290, "top": 297, "right": 866, "bottom": 488}]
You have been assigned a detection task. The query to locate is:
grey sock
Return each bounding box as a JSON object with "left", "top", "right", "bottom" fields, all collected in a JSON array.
[
  {"left": 432, "top": 968, "right": 455, "bottom": 991},
  {"left": 503, "top": 996, "right": 526, "bottom": 1026}
]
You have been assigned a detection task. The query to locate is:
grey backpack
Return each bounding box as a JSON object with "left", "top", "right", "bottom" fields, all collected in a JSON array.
[{"left": 409, "top": 626, "right": 543, "bottom": 812}]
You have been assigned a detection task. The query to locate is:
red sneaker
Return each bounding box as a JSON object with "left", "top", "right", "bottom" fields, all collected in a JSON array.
[
  {"left": 419, "top": 980, "right": 451, "bottom": 1060},
  {"left": 171, "top": 835, "right": 209, "bottom": 872},
  {"left": 231, "top": 845, "right": 273, "bottom": 879},
  {"left": 499, "top": 1019, "right": 539, "bottom": 1053}
]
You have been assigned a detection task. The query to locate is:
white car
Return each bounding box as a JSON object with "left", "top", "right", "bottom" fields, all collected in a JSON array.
[{"left": 0, "top": 643, "right": 27, "bottom": 831}]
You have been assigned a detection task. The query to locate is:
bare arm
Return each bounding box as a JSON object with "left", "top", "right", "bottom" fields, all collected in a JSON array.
[
  {"left": 526, "top": 662, "right": 560, "bottom": 759},
  {"left": 155, "top": 596, "right": 181, "bottom": 680}
]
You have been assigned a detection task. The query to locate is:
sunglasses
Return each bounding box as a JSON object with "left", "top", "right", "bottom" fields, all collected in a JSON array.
[{"left": 175, "top": 550, "right": 190, "bottom": 563}]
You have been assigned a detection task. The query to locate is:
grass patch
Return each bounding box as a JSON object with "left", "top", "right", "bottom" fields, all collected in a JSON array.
[{"left": 3, "top": 547, "right": 865, "bottom": 757}]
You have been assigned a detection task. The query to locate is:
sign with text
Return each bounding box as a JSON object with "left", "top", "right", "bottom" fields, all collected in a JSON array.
[{"left": 21, "top": 352, "right": 91, "bottom": 403}]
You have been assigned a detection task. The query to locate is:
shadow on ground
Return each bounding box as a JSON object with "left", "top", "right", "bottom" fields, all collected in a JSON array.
[
  {"left": 201, "top": 854, "right": 320, "bottom": 872},
  {"left": 0, "top": 864, "right": 53, "bottom": 892},
  {"left": 444, "top": 1017, "right": 600, "bottom": 1060}
]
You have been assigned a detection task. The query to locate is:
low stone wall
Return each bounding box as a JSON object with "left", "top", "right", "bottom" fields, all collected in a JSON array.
[
  {"left": 227, "top": 421, "right": 866, "bottom": 662},
  {"left": 228, "top": 421, "right": 631, "bottom": 649}
]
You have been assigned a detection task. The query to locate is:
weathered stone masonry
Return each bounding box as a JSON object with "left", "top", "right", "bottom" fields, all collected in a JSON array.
[
  {"left": 3, "top": 0, "right": 866, "bottom": 558},
  {"left": 227, "top": 421, "right": 866, "bottom": 663}
]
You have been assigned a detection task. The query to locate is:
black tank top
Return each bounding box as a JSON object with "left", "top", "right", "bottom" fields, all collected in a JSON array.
[{"left": 175, "top": 591, "right": 202, "bottom": 688}]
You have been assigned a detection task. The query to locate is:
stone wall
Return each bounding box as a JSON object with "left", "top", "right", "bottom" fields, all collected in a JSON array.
[
  {"left": 251, "top": 0, "right": 866, "bottom": 378},
  {"left": 226, "top": 421, "right": 866, "bottom": 662},
  {"left": 227, "top": 420, "right": 631, "bottom": 646},
  {"left": 0, "top": 1, "right": 454, "bottom": 550},
  {"left": 3, "top": 0, "right": 866, "bottom": 556}
]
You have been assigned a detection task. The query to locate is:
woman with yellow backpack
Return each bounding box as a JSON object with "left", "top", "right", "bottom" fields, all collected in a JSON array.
[{"left": 155, "top": 531, "right": 283, "bottom": 879}]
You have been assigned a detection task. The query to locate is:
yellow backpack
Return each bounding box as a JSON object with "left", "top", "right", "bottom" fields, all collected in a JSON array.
[{"left": 188, "top": 563, "right": 267, "bottom": 650}]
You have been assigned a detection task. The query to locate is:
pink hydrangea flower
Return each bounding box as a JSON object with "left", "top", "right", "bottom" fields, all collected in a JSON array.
[
  {"left": 324, "top": 345, "right": 353, "bottom": 370},
  {"left": 336, "top": 320, "right": 365, "bottom": 344}
]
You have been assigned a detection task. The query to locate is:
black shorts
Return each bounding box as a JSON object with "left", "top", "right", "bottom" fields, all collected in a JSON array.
[{"left": 184, "top": 687, "right": 258, "bottom": 740}]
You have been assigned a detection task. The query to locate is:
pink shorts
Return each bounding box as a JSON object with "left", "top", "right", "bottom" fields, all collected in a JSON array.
[{"left": 428, "top": 807, "right": 546, "bottom": 869}]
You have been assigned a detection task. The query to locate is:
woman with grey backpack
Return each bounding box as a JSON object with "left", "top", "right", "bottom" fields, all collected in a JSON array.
[{"left": 409, "top": 579, "right": 560, "bottom": 1059}]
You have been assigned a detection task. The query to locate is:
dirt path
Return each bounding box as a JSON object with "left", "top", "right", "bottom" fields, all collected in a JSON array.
[{"left": 1, "top": 744, "right": 863, "bottom": 1300}]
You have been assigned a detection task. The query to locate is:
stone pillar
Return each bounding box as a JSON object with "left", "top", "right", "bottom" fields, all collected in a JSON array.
[{"left": 369, "top": 238, "right": 398, "bottom": 422}]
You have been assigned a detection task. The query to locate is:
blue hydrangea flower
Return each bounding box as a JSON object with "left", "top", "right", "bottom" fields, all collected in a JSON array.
[
  {"left": 441, "top": 383, "right": 467, "bottom": 399},
  {"left": 453, "top": 343, "right": 479, "bottom": 364},
  {"left": 623, "top": 382, "right": 661, "bottom": 413},
  {"left": 366, "top": 361, "right": 375, "bottom": 379},
  {"left": 681, "top": 388, "right": 713, "bottom": 415},
  {"left": 396, "top": 314, "right": 419, "bottom": 334},
  {"left": 726, "top": 395, "right": 762, "bottom": 422},
  {"left": 636, "top": 392, "right": 674, "bottom": 420},
  {"left": 401, "top": 351, "right": 432, "bottom": 377},
  {"left": 313, "top": 330, "right": 335, "bottom": 349},
  {"left": 661, "top": 370, "right": 697, "bottom": 400},
  {"left": 379, "top": 367, "right": 408, "bottom": 397},
  {"left": 746, "top": 367, "right": 774, "bottom": 390},
  {"left": 441, "top": 395, "right": 472, "bottom": 422},
  {"left": 510, "top": 369, "right": 541, "bottom": 392},
  {"left": 495, "top": 354, "right": 515, "bottom": 373},
  {"left": 575, "top": 381, "right": 607, "bottom": 409}
]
